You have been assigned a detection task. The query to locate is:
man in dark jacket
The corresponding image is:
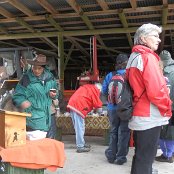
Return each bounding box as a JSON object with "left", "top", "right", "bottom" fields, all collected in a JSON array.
[{"left": 102, "top": 54, "right": 130, "bottom": 165}]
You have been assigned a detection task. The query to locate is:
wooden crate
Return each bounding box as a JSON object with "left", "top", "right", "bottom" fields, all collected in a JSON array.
[{"left": 0, "top": 109, "right": 31, "bottom": 148}]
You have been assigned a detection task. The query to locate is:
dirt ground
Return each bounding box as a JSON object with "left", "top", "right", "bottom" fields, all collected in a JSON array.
[{"left": 45, "top": 135, "right": 174, "bottom": 174}]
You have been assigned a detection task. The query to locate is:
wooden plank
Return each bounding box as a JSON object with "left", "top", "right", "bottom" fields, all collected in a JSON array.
[
  {"left": 8, "top": 0, "right": 34, "bottom": 16},
  {"left": 36, "top": 0, "right": 58, "bottom": 14},
  {"left": 0, "top": 6, "right": 14, "bottom": 18},
  {"left": 129, "top": 0, "right": 137, "bottom": 9},
  {"left": 96, "top": 0, "right": 109, "bottom": 11}
]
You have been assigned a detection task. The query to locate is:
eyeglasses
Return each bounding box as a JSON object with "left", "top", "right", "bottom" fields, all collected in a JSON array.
[{"left": 147, "top": 34, "right": 160, "bottom": 38}]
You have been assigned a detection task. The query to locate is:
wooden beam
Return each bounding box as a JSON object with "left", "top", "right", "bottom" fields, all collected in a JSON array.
[
  {"left": 15, "top": 17, "right": 35, "bottom": 32},
  {"left": 0, "top": 25, "right": 8, "bottom": 34},
  {"left": 118, "top": 10, "right": 133, "bottom": 47},
  {"left": 0, "top": 12, "right": 169, "bottom": 27},
  {"left": 36, "top": 0, "right": 58, "bottom": 14},
  {"left": 64, "top": 44, "right": 74, "bottom": 70},
  {"left": 0, "top": 40, "right": 21, "bottom": 47},
  {"left": 66, "top": 0, "right": 84, "bottom": 15},
  {"left": 15, "top": 17, "right": 57, "bottom": 50},
  {"left": 129, "top": 0, "right": 137, "bottom": 9},
  {"left": 96, "top": 0, "right": 109, "bottom": 11},
  {"left": 162, "top": 5, "right": 168, "bottom": 25},
  {"left": 42, "top": 37, "right": 58, "bottom": 50},
  {"left": 0, "top": 27, "right": 140, "bottom": 40},
  {"left": 0, "top": 40, "right": 57, "bottom": 56},
  {"left": 159, "top": 31, "right": 165, "bottom": 53},
  {"left": 0, "top": 6, "right": 14, "bottom": 18},
  {"left": 1, "top": 4, "right": 174, "bottom": 24},
  {"left": 163, "top": 0, "right": 168, "bottom": 5},
  {"left": 68, "top": 37, "right": 89, "bottom": 59},
  {"left": 67, "top": 0, "right": 114, "bottom": 59},
  {"left": 45, "top": 14, "right": 89, "bottom": 60},
  {"left": 34, "top": 48, "right": 57, "bottom": 56},
  {"left": 16, "top": 39, "right": 30, "bottom": 47},
  {"left": 8, "top": 0, "right": 35, "bottom": 16},
  {"left": 96, "top": 35, "right": 114, "bottom": 59},
  {"left": 46, "top": 12, "right": 86, "bottom": 58},
  {"left": 1, "top": 25, "right": 174, "bottom": 40},
  {"left": 67, "top": 0, "right": 94, "bottom": 30},
  {"left": 126, "top": 33, "right": 133, "bottom": 47},
  {"left": 45, "top": 14, "right": 64, "bottom": 31},
  {"left": 159, "top": 5, "right": 168, "bottom": 52},
  {"left": 68, "top": 36, "right": 122, "bottom": 53},
  {"left": 80, "top": 15, "right": 94, "bottom": 30},
  {"left": 58, "top": 34, "right": 64, "bottom": 91}
]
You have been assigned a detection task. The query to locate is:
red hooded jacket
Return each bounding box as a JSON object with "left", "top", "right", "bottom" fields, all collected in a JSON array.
[{"left": 127, "top": 45, "right": 172, "bottom": 130}]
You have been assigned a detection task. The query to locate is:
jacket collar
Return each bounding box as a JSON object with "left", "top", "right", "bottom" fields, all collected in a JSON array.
[{"left": 132, "top": 45, "right": 160, "bottom": 61}]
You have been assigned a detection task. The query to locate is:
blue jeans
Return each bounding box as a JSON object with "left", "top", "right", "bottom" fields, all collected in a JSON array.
[
  {"left": 105, "top": 108, "right": 130, "bottom": 161},
  {"left": 70, "top": 110, "right": 85, "bottom": 148},
  {"left": 159, "top": 139, "right": 174, "bottom": 157},
  {"left": 46, "top": 113, "right": 57, "bottom": 139}
]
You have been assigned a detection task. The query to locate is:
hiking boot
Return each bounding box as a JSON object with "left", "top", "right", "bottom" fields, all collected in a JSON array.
[
  {"left": 76, "top": 147, "right": 90, "bottom": 153},
  {"left": 84, "top": 144, "right": 91, "bottom": 148},
  {"left": 115, "top": 159, "right": 127, "bottom": 165},
  {"left": 107, "top": 158, "right": 115, "bottom": 164},
  {"left": 105, "top": 149, "right": 115, "bottom": 164},
  {"left": 155, "top": 154, "right": 173, "bottom": 163}
]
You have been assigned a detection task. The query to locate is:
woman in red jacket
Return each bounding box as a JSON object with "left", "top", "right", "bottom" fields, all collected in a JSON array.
[
  {"left": 127, "top": 23, "right": 172, "bottom": 174},
  {"left": 67, "top": 83, "right": 102, "bottom": 153}
]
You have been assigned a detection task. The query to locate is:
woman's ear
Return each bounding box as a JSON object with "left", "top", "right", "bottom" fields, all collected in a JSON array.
[{"left": 140, "top": 36, "right": 147, "bottom": 45}]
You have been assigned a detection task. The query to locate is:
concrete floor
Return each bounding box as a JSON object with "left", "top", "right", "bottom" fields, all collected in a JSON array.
[{"left": 45, "top": 135, "right": 174, "bottom": 174}]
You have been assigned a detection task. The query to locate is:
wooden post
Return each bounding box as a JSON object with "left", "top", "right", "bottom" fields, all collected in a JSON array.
[{"left": 58, "top": 34, "right": 64, "bottom": 91}]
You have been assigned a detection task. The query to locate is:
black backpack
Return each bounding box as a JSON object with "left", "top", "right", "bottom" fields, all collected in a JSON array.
[
  {"left": 116, "top": 78, "right": 134, "bottom": 121},
  {"left": 116, "top": 54, "right": 144, "bottom": 121}
]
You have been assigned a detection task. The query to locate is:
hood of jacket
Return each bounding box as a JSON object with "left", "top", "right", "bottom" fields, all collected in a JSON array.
[
  {"left": 159, "top": 50, "right": 174, "bottom": 67},
  {"left": 132, "top": 45, "right": 160, "bottom": 61}
]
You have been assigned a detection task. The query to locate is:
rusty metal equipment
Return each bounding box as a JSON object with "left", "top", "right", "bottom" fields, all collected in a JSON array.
[{"left": 77, "top": 36, "right": 99, "bottom": 84}]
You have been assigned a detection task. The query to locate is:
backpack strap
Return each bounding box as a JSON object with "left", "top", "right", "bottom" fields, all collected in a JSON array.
[
  {"left": 112, "top": 71, "right": 117, "bottom": 76},
  {"left": 112, "top": 71, "right": 125, "bottom": 79}
]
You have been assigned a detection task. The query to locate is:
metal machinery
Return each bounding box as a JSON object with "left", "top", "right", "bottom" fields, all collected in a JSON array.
[
  {"left": 0, "top": 47, "right": 58, "bottom": 110},
  {"left": 63, "top": 36, "right": 99, "bottom": 104},
  {"left": 0, "top": 47, "right": 35, "bottom": 79},
  {"left": 77, "top": 36, "right": 99, "bottom": 84}
]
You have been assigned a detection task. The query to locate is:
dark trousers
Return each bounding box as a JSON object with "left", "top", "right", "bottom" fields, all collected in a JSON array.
[
  {"left": 105, "top": 108, "right": 130, "bottom": 161},
  {"left": 131, "top": 126, "right": 161, "bottom": 174},
  {"left": 46, "top": 113, "right": 57, "bottom": 139}
]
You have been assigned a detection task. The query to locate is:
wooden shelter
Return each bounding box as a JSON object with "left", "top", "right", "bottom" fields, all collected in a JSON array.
[{"left": 0, "top": 0, "right": 174, "bottom": 89}]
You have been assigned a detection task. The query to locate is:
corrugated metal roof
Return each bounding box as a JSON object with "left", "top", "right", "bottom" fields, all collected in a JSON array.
[{"left": 0, "top": 0, "right": 174, "bottom": 71}]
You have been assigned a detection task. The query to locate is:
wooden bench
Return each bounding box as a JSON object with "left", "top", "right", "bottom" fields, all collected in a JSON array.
[{"left": 56, "top": 115, "right": 110, "bottom": 145}]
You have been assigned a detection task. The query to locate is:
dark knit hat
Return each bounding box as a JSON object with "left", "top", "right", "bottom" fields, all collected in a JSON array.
[{"left": 116, "top": 54, "right": 129, "bottom": 65}]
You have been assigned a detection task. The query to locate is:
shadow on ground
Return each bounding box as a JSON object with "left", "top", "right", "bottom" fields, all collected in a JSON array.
[{"left": 45, "top": 135, "right": 174, "bottom": 174}]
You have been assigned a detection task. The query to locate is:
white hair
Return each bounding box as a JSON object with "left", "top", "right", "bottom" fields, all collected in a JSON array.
[{"left": 134, "top": 23, "right": 162, "bottom": 45}]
